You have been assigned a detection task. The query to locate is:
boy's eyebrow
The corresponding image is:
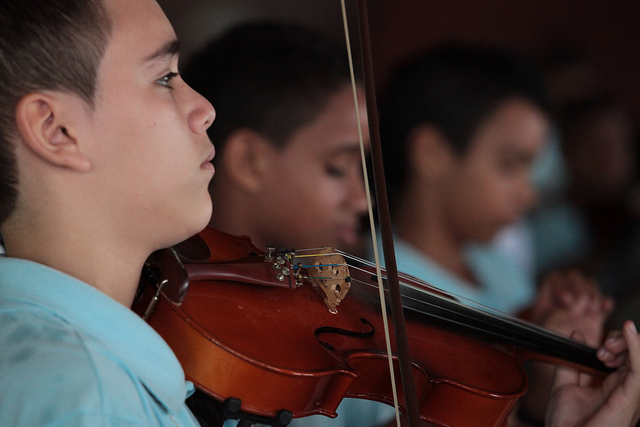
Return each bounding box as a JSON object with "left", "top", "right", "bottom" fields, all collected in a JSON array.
[
  {"left": 335, "top": 142, "right": 367, "bottom": 154},
  {"left": 144, "top": 39, "right": 180, "bottom": 63}
]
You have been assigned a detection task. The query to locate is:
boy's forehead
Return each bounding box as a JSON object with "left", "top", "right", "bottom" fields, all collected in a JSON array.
[
  {"left": 104, "top": 0, "right": 176, "bottom": 48},
  {"left": 93, "top": 0, "right": 178, "bottom": 99}
]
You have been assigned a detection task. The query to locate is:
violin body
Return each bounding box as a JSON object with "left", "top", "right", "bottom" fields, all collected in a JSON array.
[{"left": 135, "top": 227, "right": 531, "bottom": 426}]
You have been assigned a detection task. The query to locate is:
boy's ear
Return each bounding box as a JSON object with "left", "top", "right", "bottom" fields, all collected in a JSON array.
[
  {"left": 407, "top": 124, "right": 455, "bottom": 180},
  {"left": 15, "top": 92, "right": 91, "bottom": 172},
  {"left": 221, "top": 129, "right": 272, "bottom": 193}
]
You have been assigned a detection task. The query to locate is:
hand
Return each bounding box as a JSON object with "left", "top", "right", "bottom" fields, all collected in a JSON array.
[
  {"left": 530, "top": 269, "right": 614, "bottom": 345},
  {"left": 515, "top": 270, "right": 614, "bottom": 424},
  {"left": 546, "top": 321, "right": 640, "bottom": 427}
]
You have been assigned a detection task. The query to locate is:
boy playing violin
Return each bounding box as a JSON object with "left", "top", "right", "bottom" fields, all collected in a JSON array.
[
  {"left": 0, "top": 0, "right": 215, "bottom": 424},
  {"left": 0, "top": 1, "right": 639, "bottom": 426}
]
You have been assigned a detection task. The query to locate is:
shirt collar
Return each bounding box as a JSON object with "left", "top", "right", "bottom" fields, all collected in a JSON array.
[{"left": 0, "top": 257, "right": 188, "bottom": 414}]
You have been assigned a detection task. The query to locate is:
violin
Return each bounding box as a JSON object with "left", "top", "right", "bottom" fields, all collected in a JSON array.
[{"left": 133, "top": 226, "right": 610, "bottom": 427}]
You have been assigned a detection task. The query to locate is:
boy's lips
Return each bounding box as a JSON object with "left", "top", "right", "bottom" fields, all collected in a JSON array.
[{"left": 201, "top": 147, "right": 216, "bottom": 170}]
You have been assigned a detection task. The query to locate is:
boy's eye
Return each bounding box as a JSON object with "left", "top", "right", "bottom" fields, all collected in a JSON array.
[
  {"left": 158, "top": 72, "right": 179, "bottom": 88},
  {"left": 498, "top": 157, "right": 518, "bottom": 172},
  {"left": 326, "top": 165, "right": 348, "bottom": 177}
]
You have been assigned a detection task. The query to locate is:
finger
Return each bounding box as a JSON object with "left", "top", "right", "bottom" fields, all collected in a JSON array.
[
  {"left": 551, "top": 330, "right": 585, "bottom": 392},
  {"left": 539, "top": 272, "right": 559, "bottom": 297},
  {"left": 585, "top": 293, "right": 613, "bottom": 317},
  {"left": 599, "top": 325, "right": 635, "bottom": 368},
  {"left": 598, "top": 345, "right": 627, "bottom": 368},
  {"left": 569, "top": 271, "right": 603, "bottom": 312},
  {"left": 531, "top": 274, "right": 559, "bottom": 318},
  {"left": 550, "top": 363, "right": 581, "bottom": 394},
  {"left": 604, "top": 329, "right": 628, "bottom": 353},
  {"left": 622, "top": 321, "right": 640, "bottom": 373},
  {"left": 570, "top": 330, "right": 594, "bottom": 387},
  {"left": 557, "top": 270, "right": 599, "bottom": 310},
  {"left": 571, "top": 270, "right": 605, "bottom": 306},
  {"left": 557, "top": 288, "right": 576, "bottom": 307},
  {"left": 565, "top": 289, "right": 590, "bottom": 314},
  {"left": 551, "top": 273, "right": 575, "bottom": 307}
]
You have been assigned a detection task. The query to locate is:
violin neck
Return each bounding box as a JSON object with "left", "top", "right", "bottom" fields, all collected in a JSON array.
[
  {"left": 337, "top": 252, "right": 611, "bottom": 375},
  {"left": 398, "top": 283, "right": 611, "bottom": 375}
]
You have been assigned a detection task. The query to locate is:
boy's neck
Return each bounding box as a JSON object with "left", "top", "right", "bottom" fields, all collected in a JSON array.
[
  {"left": 393, "top": 195, "right": 480, "bottom": 288},
  {"left": 208, "top": 182, "right": 269, "bottom": 250},
  {"left": 3, "top": 214, "right": 146, "bottom": 308}
]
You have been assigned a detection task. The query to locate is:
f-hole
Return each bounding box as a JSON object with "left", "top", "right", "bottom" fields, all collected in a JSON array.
[{"left": 315, "top": 317, "right": 375, "bottom": 351}]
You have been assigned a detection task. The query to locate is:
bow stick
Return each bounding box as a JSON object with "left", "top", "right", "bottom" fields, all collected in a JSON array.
[{"left": 341, "top": 1, "right": 422, "bottom": 425}]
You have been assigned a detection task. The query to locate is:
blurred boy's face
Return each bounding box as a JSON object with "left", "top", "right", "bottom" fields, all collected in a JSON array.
[
  {"left": 85, "top": 0, "right": 216, "bottom": 250},
  {"left": 441, "top": 98, "right": 548, "bottom": 243},
  {"left": 251, "top": 85, "right": 369, "bottom": 253}
]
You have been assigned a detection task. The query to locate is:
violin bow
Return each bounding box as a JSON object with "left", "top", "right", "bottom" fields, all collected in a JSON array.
[{"left": 340, "top": 1, "right": 422, "bottom": 425}]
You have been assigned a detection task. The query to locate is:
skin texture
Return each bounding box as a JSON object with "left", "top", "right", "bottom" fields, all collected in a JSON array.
[
  {"left": 209, "top": 85, "right": 369, "bottom": 254},
  {"left": 3, "top": 0, "right": 216, "bottom": 307},
  {"left": 546, "top": 321, "right": 640, "bottom": 427},
  {"left": 437, "top": 99, "right": 547, "bottom": 242},
  {"left": 394, "top": 98, "right": 548, "bottom": 281}
]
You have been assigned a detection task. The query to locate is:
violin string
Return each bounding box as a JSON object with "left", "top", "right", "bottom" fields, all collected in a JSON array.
[
  {"left": 297, "top": 264, "right": 344, "bottom": 269},
  {"left": 344, "top": 273, "right": 595, "bottom": 356},
  {"left": 295, "top": 252, "right": 599, "bottom": 368},
  {"left": 326, "top": 251, "right": 593, "bottom": 350},
  {"left": 308, "top": 251, "right": 512, "bottom": 321},
  {"left": 293, "top": 251, "right": 336, "bottom": 258},
  {"left": 298, "top": 251, "right": 514, "bottom": 331}
]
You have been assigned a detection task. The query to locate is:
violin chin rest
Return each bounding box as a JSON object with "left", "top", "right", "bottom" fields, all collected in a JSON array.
[{"left": 173, "top": 233, "right": 212, "bottom": 263}]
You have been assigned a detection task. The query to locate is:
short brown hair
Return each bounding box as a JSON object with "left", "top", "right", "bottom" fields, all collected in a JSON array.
[
  {"left": 183, "top": 22, "right": 352, "bottom": 157},
  {"left": 0, "top": 0, "right": 112, "bottom": 225}
]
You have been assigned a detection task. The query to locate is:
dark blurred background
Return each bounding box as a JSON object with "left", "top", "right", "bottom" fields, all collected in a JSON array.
[
  {"left": 156, "top": 0, "right": 640, "bottom": 326},
  {"left": 159, "top": 0, "right": 640, "bottom": 124}
]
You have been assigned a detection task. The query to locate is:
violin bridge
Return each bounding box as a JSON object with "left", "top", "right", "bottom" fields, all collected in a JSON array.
[{"left": 306, "top": 248, "right": 350, "bottom": 314}]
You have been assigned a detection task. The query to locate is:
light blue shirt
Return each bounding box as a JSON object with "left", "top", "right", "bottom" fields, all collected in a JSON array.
[
  {"left": 388, "top": 237, "right": 535, "bottom": 315},
  {"left": 285, "top": 398, "right": 396, "bottom": 427},
  {"left": 529, "top": 200, "right": 591, "bottom": 277},
  {"left": 0, "top": 257, "right": 199, "bottom": 426}
]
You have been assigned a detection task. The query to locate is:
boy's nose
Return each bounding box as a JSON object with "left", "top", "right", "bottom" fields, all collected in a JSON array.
[
  {"left": 520, "top": 180, "right": 539, "bottom": 212},
  {"left": 350, "top": 174, "right": 369, "bottom": 214}
]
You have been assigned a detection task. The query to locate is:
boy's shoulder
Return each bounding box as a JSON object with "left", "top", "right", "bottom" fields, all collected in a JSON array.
[
  {"left": 0, "top": 257, "right": 198, "bottom": 426},
  {"left": 0, "top": 305, "right": 151, "bottom": 426}
]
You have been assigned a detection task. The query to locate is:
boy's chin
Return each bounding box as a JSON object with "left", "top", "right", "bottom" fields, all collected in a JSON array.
[
  {"left": 191, "top": 205, "right": 214, "bottom": 237},
  {"left": 167, "top": 201, "right": 213, "bottom": 249}
]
